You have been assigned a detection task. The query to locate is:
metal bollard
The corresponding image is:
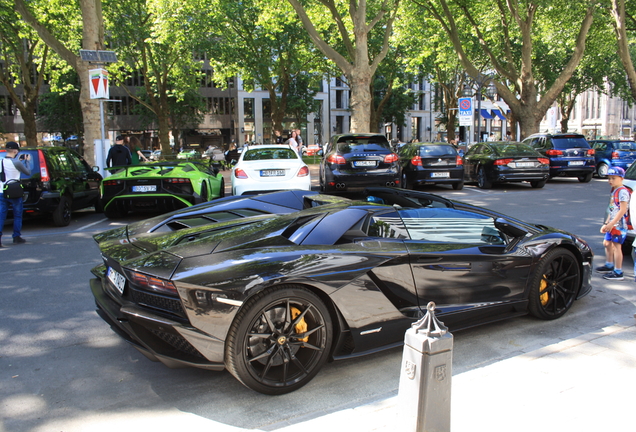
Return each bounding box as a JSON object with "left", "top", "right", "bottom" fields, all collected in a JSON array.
[{"left": 398, "top": 301, "right": 453, "bottom": 432}]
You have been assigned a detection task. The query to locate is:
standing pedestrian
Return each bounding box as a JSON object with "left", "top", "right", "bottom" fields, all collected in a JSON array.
[
  {"left": 127, "top": 135, "right": 148, "bottom": 165},
  {"left": 0, "top": 141, "right": 31, "bottom": 246},
  {"left": 106, "top": 135, "right": 132, "bottom": 168},
  {"left": 295, "top": 129, "right": 304, "bottom": 155},
  {"left": 596, "top": 166, "right": 631, "bottom": 280},
  {"left": 287, "top": 131, "right": 299, "bottom": 154},
  {"left": 274, "top": 130, "right": 285, "bottom": 144}
]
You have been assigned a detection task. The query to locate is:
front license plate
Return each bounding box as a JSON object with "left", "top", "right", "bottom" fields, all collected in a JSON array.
[
  {"left": 514, "top": 162, "right": 534, "bottom": 167},
  {"left": 354, "top": 160, "right": 376, "bottom": 167},
  {"left": 568, "top": 161, "right": 585, "bottom": 166},
  {"left": 107, "top": 267, "right": 126, "bottom": 294},
  {"left": 132, "top": 185, "right": 157, "bottom": 192},
  {"left": 260, "top": 170, "right": 285, "bottom": 177},
  {"left": 431, "top": 172, "right": 450, "bottom": 178}
]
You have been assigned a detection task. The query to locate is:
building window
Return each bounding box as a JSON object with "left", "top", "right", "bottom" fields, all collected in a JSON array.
[
  {"left": 244, "top": 98, "right": 254, "bottom": 119},
  {"left": 336, "top": 90, "right": 343, "bottom": 109},
  {"left": 336, "top": 115, "right": 344, "bottom": 134},
  {"left": 262, "top": 98, "right": 271, "bottom": 118}
]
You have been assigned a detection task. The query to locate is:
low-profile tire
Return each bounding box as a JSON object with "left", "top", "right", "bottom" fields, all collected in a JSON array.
[
  {"left": 597, "top": 163, "right": 609, "bottom": 179},
  {"left": 200, "top": 182, "right": 209, "bottom": 203},
  {"left": 225, "top": 285, "right": 333, "bottom": 395},
  {"left": 530, "top": 179, "right": 547, "bottom": 188},
  {"left": 103, "top": 203, "right": 127, "bottom": 219},
  {"left": 528, "top": 248, "right": 580, "bottom": 320},
  {"left": 94, "top": 197, "right": 104, "bottom": 213},
  {"left": 401, "top": 172, "right": 413, "bottom": 189},
  {"left": 578, "top": 173, "right": 593, "bottom": 183},
  {"left": 477, "top": 167, "right": 492, "bottom": 189},
  {"left": 452, "top": 181, "right": 464, "bottom": 190},
  {"left": 52, "top": 195, "right": 72, "bottom": 227},
  {"left": 218, "top": 178, "right": 226, "bottom": 198}
]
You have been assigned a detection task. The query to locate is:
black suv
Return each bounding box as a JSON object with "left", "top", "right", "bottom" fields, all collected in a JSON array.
[
  {"left": 521, "top": 133, "right": 595, "bottom": 182},
  {"left": 0, "top": 146, "right": 102, "bottom": 226},
  {"left": 319, "top": 133, "right": 400, "bottom": 193}
]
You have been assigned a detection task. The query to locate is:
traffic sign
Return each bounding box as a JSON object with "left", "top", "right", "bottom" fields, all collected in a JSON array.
[{"left": 458, "top": 97, "right": 473, "bottom": 126}]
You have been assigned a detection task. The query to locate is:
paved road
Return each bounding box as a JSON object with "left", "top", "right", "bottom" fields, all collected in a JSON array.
[{"left": 1, "top": 173, "right": 634, "bottom": 432}]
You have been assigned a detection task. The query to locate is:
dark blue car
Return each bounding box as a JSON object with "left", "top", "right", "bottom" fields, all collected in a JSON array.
[
  {"left": 589, "top": 139, "right": 636, "bottom": 178},
  {"left": 522, "top": 133, "right": 595, "bottom": 182}
]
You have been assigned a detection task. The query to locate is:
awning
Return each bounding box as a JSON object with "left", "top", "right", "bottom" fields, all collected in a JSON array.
[
  {"left": 492, "top": 109, "right": 507, "bottom": 120},
  {"left": 480, "top": 109, "right": 494, "bottom": 119}
]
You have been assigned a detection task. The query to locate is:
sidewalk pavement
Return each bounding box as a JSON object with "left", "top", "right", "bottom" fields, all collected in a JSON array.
[
  {"left": 271, "top": 318, "right": 636, "bottom": 432},
  {"left": 45, "top": 318, "right": 635, "bottom": 432}
]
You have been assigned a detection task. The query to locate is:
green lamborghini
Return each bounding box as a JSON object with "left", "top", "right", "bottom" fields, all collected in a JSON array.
[{"left": 101, "top": 161, "right": 225, "bottom": 218}]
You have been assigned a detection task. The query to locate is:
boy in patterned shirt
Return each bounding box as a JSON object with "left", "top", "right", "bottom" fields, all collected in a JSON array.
[{"left": 596, "top": 166, "right": 631, "bottom": 280}]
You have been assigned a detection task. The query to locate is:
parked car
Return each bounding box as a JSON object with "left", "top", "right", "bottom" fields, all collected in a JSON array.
[
  {"left": 302, "top": 144, "right": 321, "bottom": 156},
  {"left": 398, "top": 142, "right": 464, "bottom": 190},
  {"left": 176, "top": 149, "right": 200, "bottom": 160},
  {"left": 231, "top": 145, "right": 311, "bottom": 196},
  {"left": 0, "top": 146, "right": 102, "bottom": 226},
  {"left": 101, "top": 160, "right": 225, "bottom": 218},
  {"left": 90, "top": 187, "right": 592, "bottom": 394},
  {"left": 521, "top": 133, "right": 595, "bottom": 182},
  {"left": 463, "top": 142, "right": 550, "bottom": 189},
  {"left": 320, "top": 133, "right": 400, "bottom": 193},
  {"left": 140, "top": 149, "right": 153, "bottom": 161},
  {"left": 589, "top": 139, "right": 636, "bottom": 178}
]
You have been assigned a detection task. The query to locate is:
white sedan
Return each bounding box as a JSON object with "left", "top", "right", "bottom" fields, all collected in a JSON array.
[{"left": 231, "top": 145, "right": 311, "bottom": 195}]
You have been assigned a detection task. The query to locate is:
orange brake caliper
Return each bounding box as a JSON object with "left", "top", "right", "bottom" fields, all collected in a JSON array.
[
  {"left": 539, "top": 275, "right": 549, "bottom": 306},
  {"left": 291, "top": 307, "right": 309, "bottom": 342}
]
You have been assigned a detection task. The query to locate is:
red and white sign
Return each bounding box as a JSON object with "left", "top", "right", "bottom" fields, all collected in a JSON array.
[{"left": 89, "top": 68, "right": 109, "bottom": 99}]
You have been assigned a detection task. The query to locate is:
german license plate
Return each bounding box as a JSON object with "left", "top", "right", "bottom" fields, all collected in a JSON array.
[
  {"left": 568, "top": 161, "right": 585, "bottom": 166},
  {"left": 354, "top": 160, "right": 376, "bottom": 167},
  {"left": 431, "top": 172, "right": 450, "bottom": 178},
  {"left": 260, "top": 170, "right": 285, "bottom": 177},
  {"left": 515, "top": 162, "right": 534, "bottom": 167},
  {"left": 132, "top": 185, "right": 157, "bottom": 192},
  {"left": 107, "top": 267, "right": 126, "bottom": 294}
]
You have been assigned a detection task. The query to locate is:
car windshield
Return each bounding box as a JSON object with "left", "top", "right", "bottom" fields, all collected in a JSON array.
[
  {"left": 243, "top": 148, "right": 298, "bottom": 161},
  {"left": 551, "top": 136, "right": 589, "bottom": 149},
  {"left": 492, "top": 144, "right": 538, "bottom": 157},
  {"left": 418, "top": 145, "right": 456, "bottom": 157}
]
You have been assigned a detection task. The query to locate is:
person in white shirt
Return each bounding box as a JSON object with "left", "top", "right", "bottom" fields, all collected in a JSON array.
[
  {"left": 288, "top": 131, "right": 299, "bottom": 154},
  {"left": 0, "top": 141, "right": 31, "bottom": 246}
]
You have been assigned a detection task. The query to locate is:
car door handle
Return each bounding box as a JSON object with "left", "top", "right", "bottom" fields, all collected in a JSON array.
[{"left": 416, "top": 257, "right": 443, "bottom": 263}]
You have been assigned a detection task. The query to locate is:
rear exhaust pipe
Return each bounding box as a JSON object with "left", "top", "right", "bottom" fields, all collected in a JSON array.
[
  {"left": 386, "top": 181, "right": 396, "bottom": 187},
  {"left": 336, "top": 183, "right": 346, "bottom": 189}
]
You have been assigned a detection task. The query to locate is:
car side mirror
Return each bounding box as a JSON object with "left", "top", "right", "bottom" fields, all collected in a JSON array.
[{"left": 92, "top": 166, "right": 100, "bottom": 172}]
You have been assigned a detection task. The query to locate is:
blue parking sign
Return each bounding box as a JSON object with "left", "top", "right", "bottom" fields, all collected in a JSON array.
[{"left": 459, "top": 97, "right": 472, "bottom": 116}]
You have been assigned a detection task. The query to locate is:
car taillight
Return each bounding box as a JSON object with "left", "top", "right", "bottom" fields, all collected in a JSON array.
[
  {"left": 494, "top": 158, "right": 514, "bottom": 166},
  {"left": 538, "top": 158, "right": 549, "bottom": 165},
  {"left": 456, "top": 155, "right": 463, "bottom": 166},
  {"left": 103, "top": 179, "right": 122, "bottom": 186},
  {"left": 411, "top": 156, "right": 422, "bottom": 166},
  {"left": 165, "top": 178, "right": 190, "bottom": 184},
  {"left": 234, "top": 168, "right": 248, "bottom": 179},
  {"left": 128, "top": 271, "right": 177, "bottom": 295},
  {"left": 326, "top": 154, "right": 346, "bottom": 164},
  {"left": 546, "top": 149, "right": 563, "bottom": 156},
  {"left": 611, "top": 151, "right": 619, "bottom": 159},
  {"left": 38, "top": 149, "right": 50, "bottom": 182},
  {"left": 587, "top": 148, "right": 594, "bottom": 156},
  {"left": 297, "top": 166, "right": 309, "bottom": 177},
  {"left": 384, "top": 153, "right": 399, "bottom": 163}
]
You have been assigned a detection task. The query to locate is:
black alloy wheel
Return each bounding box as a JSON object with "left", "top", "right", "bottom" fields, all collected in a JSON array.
[
  {"left": 401, "top": 172, "right": 413, "bottom": 189},
  {"left": 52, "top": 195, "right": 72, "bottom": 227},
  {"left": 477, "top": 167, "right": 492, "bottom": 189},
  {"left": 225, "top": 285, "right": 333, "bottom": 395},
  {"left": 528, "top": 248, "right": 580, "bottom": 320}
]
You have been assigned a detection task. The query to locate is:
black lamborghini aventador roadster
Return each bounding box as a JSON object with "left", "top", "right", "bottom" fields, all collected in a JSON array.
[{"left": 90, "top": 187, "right": 593, "bottom": 394}]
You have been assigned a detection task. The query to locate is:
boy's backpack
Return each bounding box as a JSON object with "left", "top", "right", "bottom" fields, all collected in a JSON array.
[{"left": 613, "top": 185, "right": 633, "bottom": 230}]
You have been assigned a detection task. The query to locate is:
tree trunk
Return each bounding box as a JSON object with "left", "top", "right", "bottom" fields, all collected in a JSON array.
[
  {"left": 22, "top": 104, "right": 38, "bottom": 147},
  {"left": 349, "top": 67, "right": 373, "bottom": 133}
]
